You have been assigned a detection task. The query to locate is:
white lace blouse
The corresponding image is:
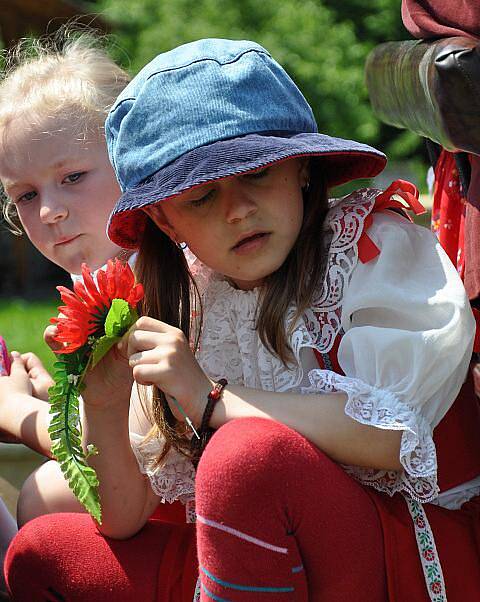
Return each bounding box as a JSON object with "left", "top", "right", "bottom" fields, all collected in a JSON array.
[{"left": 129, "top": 189, "right": 476, "bottom": 514}]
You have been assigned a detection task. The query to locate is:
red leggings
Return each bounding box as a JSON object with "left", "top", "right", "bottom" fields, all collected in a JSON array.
[{"left": 5, "top": 418, "right": 386, "bottom": 601}]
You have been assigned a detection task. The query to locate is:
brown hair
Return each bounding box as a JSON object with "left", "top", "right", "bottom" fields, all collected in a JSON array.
[
  {"left": 135, "top": 221, "right": 203, "bottom": 460},
  {"left": 136, "top": 158, "right": 329, "bottom": 462}
]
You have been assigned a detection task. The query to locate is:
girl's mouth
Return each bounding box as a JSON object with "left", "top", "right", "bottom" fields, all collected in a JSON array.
[
  {"left": 55, "top": 235, "right": 80, "bottom": 246},
  {"left": 232, "top": 232, "right": 270, "bottom": 254}
]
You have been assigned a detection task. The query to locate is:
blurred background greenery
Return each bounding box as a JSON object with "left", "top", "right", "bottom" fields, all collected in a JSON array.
[
  {"left": 91, "top": 0, "right": 426, "bottom": 178},
  {"left": 0, "top": 300, "right": 57, "bottom": 372}
]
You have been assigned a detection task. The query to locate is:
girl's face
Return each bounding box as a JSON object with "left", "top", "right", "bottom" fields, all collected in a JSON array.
[
  {"left": 0, "top": 120, "right": 122, "bottom": 274},
  {"left": 145, "top": 158, "right": 308, "bottom": 290}
]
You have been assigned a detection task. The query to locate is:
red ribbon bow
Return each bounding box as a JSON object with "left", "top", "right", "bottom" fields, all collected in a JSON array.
[{"left": 358, "top": 180, "right": 426, "bottom": 264}]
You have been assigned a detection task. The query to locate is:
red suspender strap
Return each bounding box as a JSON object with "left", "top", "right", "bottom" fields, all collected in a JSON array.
[
  {"left": 434, "top": 369, "right": 480, "bottom": 491},
  {"left": 357, "top": 180, "right": 426, "bottom": 264},
  {"left": 473, "top": 307, "right": 480, "bottom": 353}
]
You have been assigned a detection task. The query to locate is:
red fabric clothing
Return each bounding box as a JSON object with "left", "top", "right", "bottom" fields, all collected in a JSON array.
[
  {"left": 195, "top": 417, "right": 387, "bottom": 602},
  {"left": 434, "top": 372, "right": 480, "bottom": 491},
  {"left": 402, "top": 0, "right": 480, "bottom": 40},
  {"left": 312, "top": 190, "right": 480, "bottom": 600},
  {"left": 367, "top": 491, "right": 480, "bottom": 602},
  {"left": 429, "top": 151, "right": 480, "bottom": 342},
  {"left": 4, "top": 510, "right": 197, "bottom": 602},
  {"left": 431, "top": 150, "right": 466, "bottom": 278},
  {"left": 312, "top": 342, "right": 480, "bottom": 600}
]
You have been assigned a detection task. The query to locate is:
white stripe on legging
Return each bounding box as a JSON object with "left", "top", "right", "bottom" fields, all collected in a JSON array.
[{"left": 196, "top": 514, "right": 288, "bottom": 554}]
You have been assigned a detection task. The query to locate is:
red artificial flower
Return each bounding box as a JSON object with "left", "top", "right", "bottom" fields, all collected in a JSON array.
[{"left": 51, "top": 259, "right": 144, "bottom": 353}]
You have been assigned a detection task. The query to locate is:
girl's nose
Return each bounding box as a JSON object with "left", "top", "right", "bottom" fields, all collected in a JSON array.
[
  {"left": 223, "top": 187, "right": 257, "bottom": 223},
  {"left": 39, "top": 196, "right": 68, "bottom": 224}
]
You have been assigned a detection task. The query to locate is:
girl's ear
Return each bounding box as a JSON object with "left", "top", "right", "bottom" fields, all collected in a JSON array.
[{"left": 143, "top": 205, "right": 182, "bottom": 244}]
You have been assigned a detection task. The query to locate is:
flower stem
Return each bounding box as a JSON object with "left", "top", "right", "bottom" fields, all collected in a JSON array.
[{"left": 170, "top": 397, "right": 201, "bottom": 439}]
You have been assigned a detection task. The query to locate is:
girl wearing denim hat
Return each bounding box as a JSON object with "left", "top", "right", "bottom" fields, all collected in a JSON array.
[{"left": 6, "top": 39, "right": 480, "bottom": 602}]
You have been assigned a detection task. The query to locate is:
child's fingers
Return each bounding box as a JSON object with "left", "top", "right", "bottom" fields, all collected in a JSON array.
[
  {"left": 23, "top": 354, "right": 55, "bottom": 396},
  {"left": 127, "top": 330, "right": 174, "bottom": 355},
  {"left": 128, "top": 347, "right": 165, "bottom": 368},
  {"left": 131, "top": 316, "right": 179, "bottom": 335},
  {"left": 21, "top": 352, "right": 45, "bottom": 373},
  {"left": 7, "top": 351, "right": 27, "bottom": 378},
  {"left": 43, "top": 324, "right": 63, "bottom": 352},
  {"left": 131, "top": 363, "right": 162, "bottom": 386}
]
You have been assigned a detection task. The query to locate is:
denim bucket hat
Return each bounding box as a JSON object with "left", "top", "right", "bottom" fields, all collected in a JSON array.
[{"left": 106, "top": 38, "right": 386, "bottom": 249}]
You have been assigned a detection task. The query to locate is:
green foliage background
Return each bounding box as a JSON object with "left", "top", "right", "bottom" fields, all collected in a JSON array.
[
  {"left": 0, "top": 300, "right": 57, "bottom": 372},
  {"left": 93, "top": 0, "right": 422, "bottom": 163}
]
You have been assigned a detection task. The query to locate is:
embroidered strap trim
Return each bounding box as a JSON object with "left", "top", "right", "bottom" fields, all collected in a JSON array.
[
  {"left": 406, "top": 499, "right": 448, "bottom": 602},
  {"left": 193, "top": 577, "right": 201, "bottom": 602}
]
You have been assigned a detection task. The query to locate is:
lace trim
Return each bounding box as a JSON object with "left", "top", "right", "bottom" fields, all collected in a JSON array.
[
  {"left": 130, "top": 434, "right": 195, "bottom": 505},
  {"left": 434, "top": 483, "right": 480, "bottom": 510},
  {"left": 302, "top": 188, "right": 377, "bottom": 354},
  {"left": 303, "top": 370, "right": 439, "bottom": 503},
  {"left": 197, "top": 188, "right": 379, "bottom": 392},
  {"left": 195, "top": 188, "right": 378, "bottom": 355}
]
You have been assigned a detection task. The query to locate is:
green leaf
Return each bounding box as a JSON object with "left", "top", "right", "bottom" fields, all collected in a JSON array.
[
  {"left": 91, "top": 335, "right": 120, "bottom": 368},
  {"left": 104, "top": 298, "right": 138, "bottom": 338},
  {"left": 47, "top": 301, "right": 137, "bottom": 524},
  {"left": 48, "top": 351, "right": 102, "bottom": 523}
]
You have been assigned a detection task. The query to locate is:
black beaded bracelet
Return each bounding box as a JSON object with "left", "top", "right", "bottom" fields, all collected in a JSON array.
[{"left": 191, "top": 378, "right": 228, "bottom": 466}]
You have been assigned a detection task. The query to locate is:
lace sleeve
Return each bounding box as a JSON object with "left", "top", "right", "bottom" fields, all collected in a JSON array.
[
  {"left": 130, "top": 432, "right": 196, "bottom": 505},
  {"left": 310, "top": 212, "right": 474, "bottom": 503},
  {"left": 303, "top": 370, "right": 439, "bottom": 501}
]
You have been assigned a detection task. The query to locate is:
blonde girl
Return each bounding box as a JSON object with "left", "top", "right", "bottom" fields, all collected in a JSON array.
[{"left": 0, "top": 29, "right": 131, "bottom": 597}]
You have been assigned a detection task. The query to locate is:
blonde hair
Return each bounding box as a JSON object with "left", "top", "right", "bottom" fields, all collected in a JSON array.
[{"left": 0, "top": 27, "right": 130, "bottom": 232}]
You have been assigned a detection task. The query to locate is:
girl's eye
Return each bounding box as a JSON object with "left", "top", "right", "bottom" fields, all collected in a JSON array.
[
  {"left": 188, "top": 189, "right": 215, "bottom": 207},
  {"left": 63, "top": 172, "right": 85, "bottom": 184},
  {"left": 243, "top": 167, "right": 270, "bottom": 180},
  {"left": 15, "top": 190, "right": 37, "bottom": 204}
]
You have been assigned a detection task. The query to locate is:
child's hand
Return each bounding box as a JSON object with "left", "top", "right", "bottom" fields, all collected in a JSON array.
[
  {"left": 81, "top": 343, "right": 133, "bottom": 410},
  {"left": 0, "top": 352, "right": 33, "bottom": 396},
  {"left": 21, "top": 352, "right": 54, "bottom": 401},
  {"left": 46, "top": 319, "right": 134, "bottom": 411},
  {"left": 127, "top": 316, "right": 212, "bottom": 427}
]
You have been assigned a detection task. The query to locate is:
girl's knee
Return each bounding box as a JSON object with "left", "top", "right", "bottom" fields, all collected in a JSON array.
[
  {"left": 196, "top": 418, "right": 327, "bottom": 501},
  {"left": 201, "top": 417, "right": 323, "bottom": 469},
  {"left": 5, "top": 513, "right": 93, "bottom": 600},
  {"left": 5, "top": 514, "right": 61, "bottom": 593},
  {"left": 17, "top": 463, "right": 46, "bottom": 527},
  {"left": 17, "top": 460, "right": 83, "bottom": 527}
]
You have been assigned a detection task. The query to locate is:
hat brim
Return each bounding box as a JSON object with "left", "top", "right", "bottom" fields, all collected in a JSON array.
[{"left": 108, "top": 132, "right": 386, "bottom": 249}]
